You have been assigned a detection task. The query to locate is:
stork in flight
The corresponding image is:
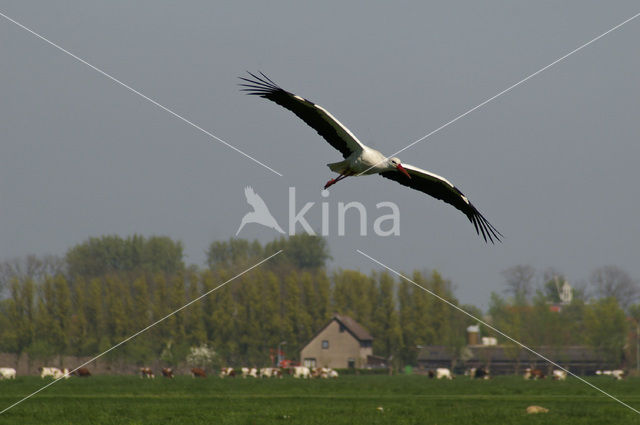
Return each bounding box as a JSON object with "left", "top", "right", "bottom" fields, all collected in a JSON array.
[{"left": 239, "top": 72, "right": 502, "bottom": 243}]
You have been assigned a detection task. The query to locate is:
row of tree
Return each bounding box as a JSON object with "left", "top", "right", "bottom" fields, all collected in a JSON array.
[{"left": 0, "top": 234, "right": 637, "bottom": 368}]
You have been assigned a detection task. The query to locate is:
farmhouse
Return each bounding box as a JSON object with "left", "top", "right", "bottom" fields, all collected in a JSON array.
[{"left": 299, "top": 314, "right": 375, "bottom": 369}]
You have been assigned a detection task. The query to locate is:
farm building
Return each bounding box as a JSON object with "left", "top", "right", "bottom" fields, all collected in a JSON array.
[
  {"left": 299, "top": 314, "right": 376, "bottom": 369},
  {"left": 417, "top": 344, "right": 609, "bottom": 375},
  {"left": 416, "top": 326, "right": 615, "bottom": 375}
]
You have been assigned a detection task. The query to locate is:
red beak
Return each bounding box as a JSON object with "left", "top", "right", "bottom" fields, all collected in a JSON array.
[{"left": 396, "top": 164, "right": 411, "bottom": 179}]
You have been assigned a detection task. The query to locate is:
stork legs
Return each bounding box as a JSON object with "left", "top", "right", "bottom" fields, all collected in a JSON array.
[{"left": 324, "top": 172, "right": 351, "bottom": 190}]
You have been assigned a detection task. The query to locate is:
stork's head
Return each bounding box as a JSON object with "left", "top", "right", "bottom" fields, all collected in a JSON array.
[{"left": 388, "top": 157, "right": 411, "bottom": 179}]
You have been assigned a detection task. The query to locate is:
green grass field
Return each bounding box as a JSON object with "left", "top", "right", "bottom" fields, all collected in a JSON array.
[{"left": 0, "top": 375, "right": 639, "bottom": 424}]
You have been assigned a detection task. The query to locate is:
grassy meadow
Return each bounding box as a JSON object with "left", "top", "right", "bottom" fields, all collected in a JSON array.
[{"left": 0, "top": 375, "right": 639, "bottom": 424}]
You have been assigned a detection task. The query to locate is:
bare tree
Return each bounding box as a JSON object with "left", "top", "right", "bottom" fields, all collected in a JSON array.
[
  {"left": 502, "top": 265, "right": 535, "bottom": 303},
  {"left": 0, "top": 254, "right": 65, "bottom": 295},
  {"left": 590, "top": 265, "right": 638, "bottom": 310}
]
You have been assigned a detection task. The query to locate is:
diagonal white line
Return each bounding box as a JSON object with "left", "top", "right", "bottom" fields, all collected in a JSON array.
[
  {"left": 0, "top": 250, "right": 283, "bottom": 416},
  {"left": 356, "top": 249, "right": 640, "bottom": 415},
  {"left": 358, "top": 10, "right": 640, "bottom": 176},
  {"left": 0, "top": 11, "right": 283, "bottom": 177}
]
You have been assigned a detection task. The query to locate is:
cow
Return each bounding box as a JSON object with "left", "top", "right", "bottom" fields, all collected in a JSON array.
[
  {"left": 54, "top": 368, "right": 70, "bottom": 379},
  {"left": 436, "top": 368, "right": 453, "bottom": 380},
  {"left": 219, "top": 367, "right": 236, "bottom": 378},
  {"left": 0, "top": 368, "right": 16, "bottom": 380},
  {"left": 259, "top": 367, "right": 273, "bottom": 378},
  {"left": 293, "top": 366, "right": 311, "bottom": 379},
  {"left": 312, "top": 367, "right": 338, "bottom": 379},
  {"left": 39, "top": 367, "right": 61, "bottom": 379},
  {"left": 427, "top": 370, "right": 435, "bottom": 378},
  {"left": 260, "top": 367, "right": 283, "bottom": 378},
  {"left": 161, "top": 368, "right": 174, "bottom": 378},
  {"left": 259, "top": 367, "right": 283, "bottom": 378},
  {"left": 467, "top": 367, "right": 490, "bottom": 380},
  {"left": 241, "top": 367, "right": 258, "bottom": 378},
  {"left": 140, "top": 367, "right": 155, "bottom": 379},
  {"left": 598, "top": 369, "right": 625, "bottom": 380},
  {"left": 73, "top": 367, "right": 91, "bottom": 377},
  {"left": 191, "top": 367, "right": 206, "bottom": 378},
  {"left": 552, "top": 370, "right": 567, "bottom": 381},
  {"left": 524, "top": 368, "right": 545, "bottom": 380}
]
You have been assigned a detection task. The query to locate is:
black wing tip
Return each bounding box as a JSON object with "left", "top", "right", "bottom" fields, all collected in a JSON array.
[
  {"left": 238, "top": 71, "right": 282, "bottom": 96},
  {"left": 469, "top": 210, "right": 503, "bottom": 244}
]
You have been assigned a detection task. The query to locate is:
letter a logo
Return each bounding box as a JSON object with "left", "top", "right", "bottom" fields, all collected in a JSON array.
[{"left": 236, "top": 186, "right": 285, "bottom": 236}]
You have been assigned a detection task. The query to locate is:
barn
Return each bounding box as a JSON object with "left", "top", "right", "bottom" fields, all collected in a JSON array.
[{"left": 299, "top": 314, "right": 374, "bottom": 369}]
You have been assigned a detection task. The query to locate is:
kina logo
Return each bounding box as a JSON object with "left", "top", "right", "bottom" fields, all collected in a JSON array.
[{"left": 235, "top": 186, "right": 285, "bottom": 236}]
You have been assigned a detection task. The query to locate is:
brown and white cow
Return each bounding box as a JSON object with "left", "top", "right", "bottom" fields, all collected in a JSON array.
[
  {"left": 140, "top": 367, "right": 155, "bottom": 379},
  {"left": 293, "top": 366, "right": 311, "bottom": 379},
  {"left": 191, "top": 367, "right": 206, "bottom": 378},
  {"left": 241, "top": 367, "right": 258, "bottom": 378},
  {"left": 524, "top": 368, "right": 545, "bottom": 380},
  {"left": 39, "top": 367, "right": 63, "bottom": 379},
  {"left": 161, "top": 368, "right": 174, "bottom": 378},
  {"left": 552, "top": 369, "right": 567, "bottom": 381},
  {"left": 219, "top": 367, "right": 236, "bottom": 378}
]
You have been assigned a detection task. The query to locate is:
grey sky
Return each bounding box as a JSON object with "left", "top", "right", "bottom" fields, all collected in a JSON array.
[{"left": 1, "top": 2, "right": 639, "bottom": 307}]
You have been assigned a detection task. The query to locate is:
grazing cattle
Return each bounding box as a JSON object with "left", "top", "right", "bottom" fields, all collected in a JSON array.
[
  {"left": 293, "top": 366, "right": 311, "bottom": 379},
  {"left": 259, "top": 367, "right": 273, "bottom": 378},
  {"left": 191, "top": 367, "right": 207, "bottom": 378},
  {"left": 161, "top": 368, "right": 174, "bottom": 378},
  {"left": 54, "top": 368, "right": 70, "bottom": 379},
  {"left": 552, "top": 370, "right": 567, "bottom": 381},
  {"left": 427, "top": 370, "right": 435, "bottom": 378},
  {"left": 241, "top": 367, "right": 258, "bottom": 378},
  {"left": 39, "top": 367, "right": 61, "bottom": 379},
  {"left": 0, "top": 368, "right": 16, "bottom": 380},
  {"left": 260, "top": 367, "right": 283, "bottom": 378},
  {"left": 140, "top": 367, "right": 155, "bottom": 379},
  {"left": 598, "top": 369, "right": 625, "bottom": 380},
  {"left": 72, "top": 367, "right": 91, "bottom": 377},
  {"left": 312, "top": 367, "right": 338, "bottom": 379},
  {"left": 436, "top": 368, "right": 453, "bottom": 380},
  {"left": 468, "top": 367, "right": 490, "bottom": 380},
  {"left": 524, "top": 368, "right": 545, "bottom": 380},
  {"left": 219, "top": 367, "right": 236, "bottom": 378}
]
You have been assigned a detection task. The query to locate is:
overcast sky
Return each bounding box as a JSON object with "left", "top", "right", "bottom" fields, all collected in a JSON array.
[{"left": 1, "top": 1, "right": 639, "bottom": 307}]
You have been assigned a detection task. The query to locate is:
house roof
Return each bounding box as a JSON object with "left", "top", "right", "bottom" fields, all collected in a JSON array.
[
  {"left": 333, "top": 314, "right": 373, "bottom": 341},
  {"left": 299, "top": 314, "right": 373, "bottom": 353}
]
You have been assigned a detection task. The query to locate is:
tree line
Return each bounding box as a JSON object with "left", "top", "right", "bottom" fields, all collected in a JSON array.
[{"left": 0, "top": 234, "right": 638, "bottom": 369}]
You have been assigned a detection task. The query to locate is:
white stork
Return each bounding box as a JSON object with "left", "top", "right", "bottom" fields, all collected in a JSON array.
[{"left": 239, "top": 72, "right": 502, "bottom": 243}]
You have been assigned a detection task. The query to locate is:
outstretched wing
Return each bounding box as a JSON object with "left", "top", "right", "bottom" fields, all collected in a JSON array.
[
  {"left": 239, "top": 72, "right": 366, "bottom": 159},
  {"left": 244, "top": 186, "right": 269, "bottom": 212},
  {"left": 380, "top": 164, "right": 502, "bottom": 243}
]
